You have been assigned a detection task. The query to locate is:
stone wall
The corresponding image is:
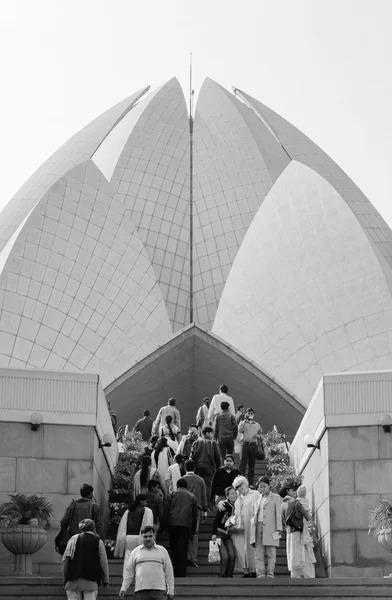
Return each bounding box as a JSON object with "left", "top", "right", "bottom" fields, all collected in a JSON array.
[
  {"left": 292, "top": 371, "right": 392, "bottom": 577},
  {"left": 0, "top": 422, "right": 113, "bottom": 575}
]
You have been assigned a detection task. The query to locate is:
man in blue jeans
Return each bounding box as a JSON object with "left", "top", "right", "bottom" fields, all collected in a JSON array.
[{"left": 238, "top": 408, "right": 263, "bottom": 486}]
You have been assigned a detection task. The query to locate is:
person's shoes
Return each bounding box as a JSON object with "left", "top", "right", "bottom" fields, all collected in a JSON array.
[
  {"left": 267, "top": 573, "right": 275, "bottom": 578},
  {"left": 242, "top": 573, "right": 251, "bottom": 578},
  {"left": 249, "top": 572, "right": 257, "bottom": 578},
  {"left": 257, "top": 575, "right": 266, "bottom": 578},
  {"left": 187, "top": 559, "right": 199, "bottom": 567}
]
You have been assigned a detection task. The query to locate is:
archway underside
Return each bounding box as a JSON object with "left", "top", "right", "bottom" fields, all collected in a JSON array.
[{"left": 105, "top": 325, "right": 305, "bottom": 438}]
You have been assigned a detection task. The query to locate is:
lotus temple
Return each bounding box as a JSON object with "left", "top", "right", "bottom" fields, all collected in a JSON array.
[{"left": 1, "top": 77, "right": 392, "bottom": 578}]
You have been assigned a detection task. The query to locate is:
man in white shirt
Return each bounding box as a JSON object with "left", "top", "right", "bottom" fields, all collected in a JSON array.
[
  {"left": 119, "top": 526, "right": 174, "bottom": 599},
  {"left": 153, "top": 398, "right": 181, "bottom": 435},
  {"left": 207, "top": 385, "right": 235, "bottom": 426}
]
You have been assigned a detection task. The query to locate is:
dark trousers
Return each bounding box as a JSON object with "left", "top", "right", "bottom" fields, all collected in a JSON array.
[
  {"left": 169, "top": 525, "right": 191, "bottom": 577},
  {"left": 135, "top": 592, "right": 167, "bottom": 600},
  {"left": 239, "top": 442, "right": 257, "bottom": 485},
  {"left": 218, "top": 438, "right": 234, "bottom": 461},
  {"left": 194, "top": 465, "right": 214, "bottom": 503},
  {"left": 219, "top": 536, "right": 236, "bottom": 577}
]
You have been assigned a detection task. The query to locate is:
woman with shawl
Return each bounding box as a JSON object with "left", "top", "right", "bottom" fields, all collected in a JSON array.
[
  {"left": 231, "top": 475, "right": 259, "bottom": 577},
  {"left": 133, "top": 455, "right": 165, "bottom": 497},
  {"left": 63, "top": 518, "right": 109, "bottom": 599},
  {"left": 151, "top": 436, "right": 175, "bottom": 481},
  {"left": 279, "top": 485, "right": 315, "bottom": 578},
  {"left": 159, "top": 415, "right": 182, "bottom": 452},
  {"left": 114, "top": 494, "right": 154, "bottom": 572}
]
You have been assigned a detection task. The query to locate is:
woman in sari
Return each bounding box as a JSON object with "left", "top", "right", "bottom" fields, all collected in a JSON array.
[
  {"left": 159, "top": 415, "right": 182, "bottom": 452},
  {"left": 279, "top": 485, "right": 315, "bottom": 578},
  {"left": 151, "top": 436, "right": 175, "bottom": 482},
  {"left": 133, "top": 455, "right": 165, "bottom": 497},
  {"left": 114, "top": 494, "right": 154, "bottom": 572},
  {"left": 231, "top": 475, "right": 259, "bottom": 577}
]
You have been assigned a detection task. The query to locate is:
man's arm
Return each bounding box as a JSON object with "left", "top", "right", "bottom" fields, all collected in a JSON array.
[
  {"left": 98, "top": 539, "right": 110, "bottom": 585},
  {"left": 200, "top": 478, "right": 207, "bottom": 511},
  {"left": 213, "top": 441, "right": 221, "bottom": 470},
  {"left": 163, "top": 548, "right": 175, "bottom": 597},
  {"left": 59, "top": 502, "right": 73, "bottom": 530},
  {"left": 238, "top": 420, "right": 246, "bottom": 434},
  {"left": 175, "top": 408, "right": 181, "bottom": 432},
  {"left": 92, "top": 503, "right": 104, "bottom": 539},
  {"left": 232, "top": 416, "right": 238, "bottom": 439},
  {"left": 120, "top": 549, "right": 136, "bottom": 596},
  {"left": 207, "top": 398, "right": 216, "bottom": 421},
  {"left": 214, "top": 415, "right": 219, "bottom": 441},
  {"left": 191, "top": 499, "right": 198, "bottom": 535},
  {"left": 152, "top": 409, "right": 162, "bottom": 435}
]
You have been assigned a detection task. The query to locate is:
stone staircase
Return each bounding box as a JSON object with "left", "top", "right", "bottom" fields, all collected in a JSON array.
[{"left": 3, "top": 458, "right": 392, "bottom": 598}]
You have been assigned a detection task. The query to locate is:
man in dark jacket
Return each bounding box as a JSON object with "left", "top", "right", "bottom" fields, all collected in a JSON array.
[
  {"left": 60, "top": 484, "right": 103, "bottom": 539},
  {"left": 133, "top": 410, "right": 154, "bottom": 442},
  {"left": 210, "top": 454, "right": 240, "bottom": 505},
  {"left": 63, "top": 518, "right": 109, "bottom": 599},
  {"left": 167, "top": 479, "right": 198, "bottom": 577},
  {"left": 183, "top": 459, "right": 208, "bottom": 567},
  {"left": 190, "top": 427, "right": 221, "bottom": 506},
  {"left": 214, "top": 401, "right": 238, "bottom": 459}
]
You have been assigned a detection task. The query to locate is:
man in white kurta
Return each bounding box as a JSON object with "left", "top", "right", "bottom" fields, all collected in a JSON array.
[{"left": 207, "top": 385, "right": 235, "bottom": 427}]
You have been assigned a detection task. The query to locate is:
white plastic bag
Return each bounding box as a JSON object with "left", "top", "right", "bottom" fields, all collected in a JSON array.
[{"left": 208, "top": 539, "right": 220, "bottom": 563}]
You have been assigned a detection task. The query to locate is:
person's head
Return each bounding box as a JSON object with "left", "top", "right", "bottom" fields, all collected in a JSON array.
[
  {"left": 185, "top": 459, "right": 195, "bottom": 472},
  {"left": 177, "top": 478, "right": 188, "bottom": 489},
  {"left": 140, "top": 525, "right": 155, "bottom": 548},
  {"left": 220, "top": 401, "right": 230, "bottom": 411},
  {"left": 257, "top": 476, "right": 270, "bottom": 495},
  {"left": 225, "top": 486, "right": 237, "bottom": 503},
  {"left": 297, "top": 485, "right": 307, "bottom": 498},
  {"left": 80, "top": 483, "right": 93, "bottom": 499},
  {"left": 147, "top": 480, "right": 160, "bottom": 493},
  {"left": 130, "top": 494, "right": 148, "bottom": 511},
  {"left": 143, "top": 410, "right": 150, "bottom": 417},
  {"left": 165, "top": 415, "right": 173, "bottom": 425},
  {"left": 279, "top": 486, "right": 296, "bottom": 499},
  {"left": 233, "top": 475, "right": 249, "bottom": 495},
  {"left": 79, "top": 518, "right": 96, "bottom": 533},
  {"left": 223, "top": 454, "right": 234, "bottom": 470},
  {"left": 203, "top": 397, "right": 210, "bottom": 407},
  {"left": 245, "top": 408, "right": 255, "bottom": 421},
  {"left": 175, "top": 454, "right": 185, "bottom": 464},
  {"left": 188, "top": 425, "right": 198, "bottom": 439},
  {"left": 141, "top": 455, "right": 152, "bottom": 468},
  {"left": 202, "top": 426, "right": 214, "bottom": 439},
  {"left": 156, "top": 436, "right": 168, "bottom": 451},
  {"left": 219, "top": 384, "right": 228, "bottom": 394},
  {"left": 237, "top": 404, "right": 245, "bottom": 414},
  {"left": 150, "top": 435, "right": 159, "bottom": 447},
  {"left": 168, "top": 397, "right": 176, "bottom": 406}
]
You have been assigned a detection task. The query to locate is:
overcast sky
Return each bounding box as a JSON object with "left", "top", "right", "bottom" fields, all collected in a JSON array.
[{"left": 1, "top": 0, "right": 391, "bottom": 227}]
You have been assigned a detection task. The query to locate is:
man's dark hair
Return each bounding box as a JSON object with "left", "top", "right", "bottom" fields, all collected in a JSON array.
[
  {"left": 147, "top": 480, "right": 160, "bottom": 491},
  {"left": 141, "top": 525, "right": 154, "bottom": 535},
  {"left": 177, "top": 478, "right": 188, "bottom": 489},
  {"left": 220, "top": 401, "right": 229, "bottom": 411},
  {"left": 203, "top": 397, "right": 210, "bottom": 404},
  {"left": 220, "top": 384, "right": 228, "bottom": 394},
  {"left": 143, "top": 410, "right": 150, "bottom": 416},
  {"left": 237, "top": 404, "right": 244, "bottom": 411},
  {"left": 257, "top": 475, "right": 270, "bottom": 486},
  {"left": 168, "top": 397, "right": 176, "bottom": 406},
  {"left": 246, "top": 407, "right": 255, "bottom": 413},
  {"left": 175, "top": 454, "right": 185, "bottom": 464},
  {"left": 224, "top": 454, "right": 234, "bottom": 462},
  {"left": 202, "top": 426, "right": 214, "bottom": 435},
  {"left": 80, "top": 483, "right": 93, "bottom": 498},
  {"left": 189, "top": 424, "right": 198, "bottom": 430},
  {"left": 279, "top": 487, "right": 290, "bottom": 498},
  {"left": 185, "top": 459, "right": 195, "bottom": 471}
]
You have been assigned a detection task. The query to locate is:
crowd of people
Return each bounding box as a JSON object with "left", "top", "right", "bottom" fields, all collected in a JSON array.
[{"left": 59, "top": 385, "right": 316, "bottom": 599}]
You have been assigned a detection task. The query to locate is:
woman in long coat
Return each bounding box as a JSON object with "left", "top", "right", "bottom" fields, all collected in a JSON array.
[
  {"left": 250, "top": 476, "right": 282, "bottom": 578},
  {"left": 231, "top": 475, "right": 259, "bottom": 577}
]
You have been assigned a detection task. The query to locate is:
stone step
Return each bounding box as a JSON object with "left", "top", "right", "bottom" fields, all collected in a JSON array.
[{"left": 0, "top": 577, "right": 392, "bottom": 599}]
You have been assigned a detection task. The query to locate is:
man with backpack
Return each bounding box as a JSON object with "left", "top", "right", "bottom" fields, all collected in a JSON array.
[
  {"left": 60, "top": 483, "right": 103, "bottom": 539},
  {"left": 214, "top": 401, "right": 238, "bottom": 460}
]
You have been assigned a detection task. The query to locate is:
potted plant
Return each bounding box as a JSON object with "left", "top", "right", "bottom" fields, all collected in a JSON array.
[
  {"left": 368, "top": 497, "right": 392, "bottom": 551},
  {"left": 0, "top": 493, "right": 54, "bottom": 576}
]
